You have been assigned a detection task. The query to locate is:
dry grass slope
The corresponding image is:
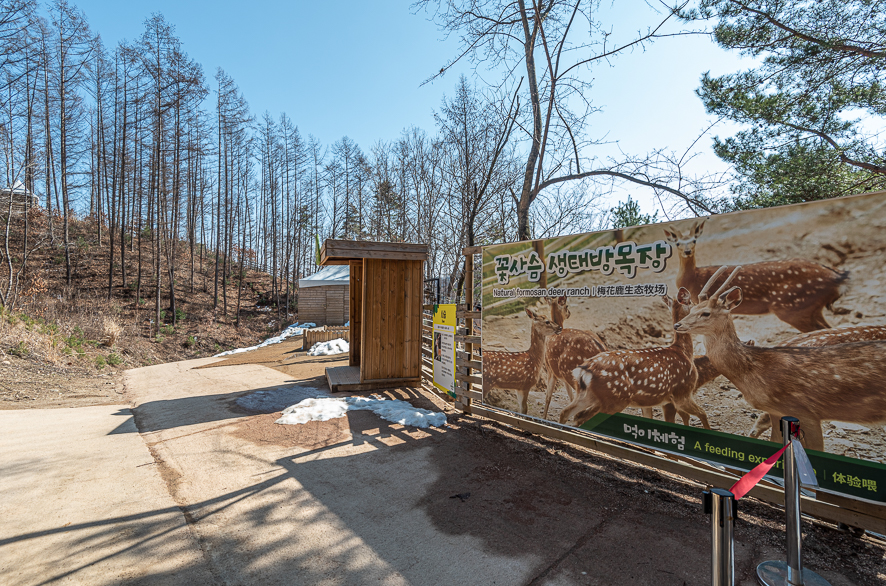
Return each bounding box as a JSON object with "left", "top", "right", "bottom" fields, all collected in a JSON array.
[{"left": 0, "top": 212, "right": 300, "bottom": 409}]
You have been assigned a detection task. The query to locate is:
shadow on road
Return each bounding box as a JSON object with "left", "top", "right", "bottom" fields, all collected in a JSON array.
[
  {"left": 111, "top": 374, "right": 329, "bottom": 435},
  {"left": 25, "top": 371, "right": 872, "bottom": 586}
]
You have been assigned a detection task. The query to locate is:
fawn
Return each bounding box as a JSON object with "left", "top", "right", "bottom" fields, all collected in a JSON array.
[
  {"left": 559, "top": 289, "right": 709, "bottom": 429},
  {"left": 482, "top": 308, "right": 562, "bottom": 415},
  {"left": 663, "top": 220, "right": 848, "bottom": 332},
  {"left": 748, "top": 324, "right": 886, "bottom": 439},
  {"left": 674, "top": 266, "right": 886, "bottom": 451},
  {"left": 538, "top": 296, "right": 607, "bottom": 419}
]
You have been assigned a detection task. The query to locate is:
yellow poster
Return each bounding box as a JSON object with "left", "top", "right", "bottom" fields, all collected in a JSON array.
[{"left": 432, "top": 304, "right": 457, "bottom": 397}]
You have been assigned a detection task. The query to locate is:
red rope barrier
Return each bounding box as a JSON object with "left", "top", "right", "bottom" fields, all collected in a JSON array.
[{"left": 729, "top": 444, "right": 789, "bottom": 500}]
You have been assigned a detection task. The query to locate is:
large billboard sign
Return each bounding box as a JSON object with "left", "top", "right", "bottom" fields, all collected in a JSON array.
[{"left": 480, "top": 191, "right": 886, "bottom": 503}]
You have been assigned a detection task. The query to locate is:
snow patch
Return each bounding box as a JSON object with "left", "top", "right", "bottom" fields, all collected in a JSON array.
[
  {"left": 236, "top": 385, "right": 328, "bottom": 413},
  {"left": 214, "top": 321, "right": 316, "bottom": 357},
  {"left": 275, "top": 398, "right": 351, "bottom": 424},
  {"left": 307, "top": 338, "right": 349, "bottom": 356},
  {"left": 276, "top": 396, "right": 446, "bottom": 429}
]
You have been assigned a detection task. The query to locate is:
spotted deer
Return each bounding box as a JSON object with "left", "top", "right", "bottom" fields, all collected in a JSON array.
[
  {"left": 482, "top": 309, "right": 562, "bottom": 415},
  {"left": 748, "top": 324, "right": 886, "bottom": 438},
  {"left": 540, "top": 296, "right": 711, "bottom": 424},
  {"left": 674, "top": 266, "right": 886, "bottom": 451},
  {"left": 655, "top": 343, "right": 765, "bottom": 423},
  {"left": 663, "top": 220, "right": 848, "bottom": 332},
  {"left": 538, "top": 296, "right": 608, "bottom": 419},
  {"left": 559, "top": 289, "right": 710, "bottom": 429},
  {"left": 781, "top": 324, "right": 886, "bottom": 347},
  {"left": 655, "top": 354, "right": 724, "bottom": 424}
]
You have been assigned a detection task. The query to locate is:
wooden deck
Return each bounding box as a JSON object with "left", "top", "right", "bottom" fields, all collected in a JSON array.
[{"left": 325, "top": 365, "right": 421, "bottom": 393}]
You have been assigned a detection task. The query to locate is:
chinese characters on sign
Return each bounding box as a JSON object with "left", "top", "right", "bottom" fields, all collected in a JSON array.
[
  {"left": 832, "top": 472, "right": 878, "bottom": 493},
  {"left": 491, "top": 284, "right": 668, "bottom": 298}
]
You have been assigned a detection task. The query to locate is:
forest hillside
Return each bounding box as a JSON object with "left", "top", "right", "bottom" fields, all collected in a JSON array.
[{"left": 0, "top": 207, "right": 293, "bottom": 409}]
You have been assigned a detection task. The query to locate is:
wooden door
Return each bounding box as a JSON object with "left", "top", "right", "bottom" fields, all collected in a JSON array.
[
  {"left": 349, "top": 260, "right": 362, "bottom": 367},
  {"left": 360, "top": 258, "right": 423, "bottom": 382}
]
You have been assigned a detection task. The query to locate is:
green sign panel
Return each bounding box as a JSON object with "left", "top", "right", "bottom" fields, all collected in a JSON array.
[{"left": 582, "top": 413, "right": 885, "bottom": 503}]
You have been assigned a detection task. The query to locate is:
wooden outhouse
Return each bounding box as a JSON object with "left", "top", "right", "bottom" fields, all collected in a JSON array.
[
  {"left": 297, "top": 265, "right": 350, "bottom": 326},
  {"left": 320, "top": 239, "right": 428, "bottom": 392}
]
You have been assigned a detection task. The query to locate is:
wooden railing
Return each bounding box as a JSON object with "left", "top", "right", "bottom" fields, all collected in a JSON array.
[{"left": 304, "top": 325, "right": 350, "bottom": 348}]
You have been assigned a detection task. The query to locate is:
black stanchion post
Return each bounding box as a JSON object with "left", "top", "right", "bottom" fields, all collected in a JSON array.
[
  {"left": 704, "top": 488, "right": 736, "bottom": 586},
  {"left": 756, "top": 416, "right": 832, "bottom": 586}
]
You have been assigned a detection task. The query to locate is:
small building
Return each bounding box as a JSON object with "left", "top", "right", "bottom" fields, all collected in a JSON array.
[
  {"left": 0, "top": 181, "right": 39, "bottom": 214},
  {"left": 297, "top": 265, "right": 350, "bottom": 326},
  {"left": 319, "top": 239, "right": 428, "bottom": 392}
]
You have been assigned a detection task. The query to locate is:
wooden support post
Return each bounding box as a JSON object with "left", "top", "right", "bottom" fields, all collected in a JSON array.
[{"left": 461, "top": 249, "right": 474, "bottom": 414}]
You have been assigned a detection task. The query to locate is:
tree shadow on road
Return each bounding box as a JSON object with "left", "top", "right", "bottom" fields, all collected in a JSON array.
[{"left": 23, "top": 383, "right": 875, "bottom": 586}]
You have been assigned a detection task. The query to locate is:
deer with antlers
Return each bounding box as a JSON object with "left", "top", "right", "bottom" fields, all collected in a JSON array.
[
  {"left": 559, "top": 289, "right": 711, "bottom": 429},
  {"left": 537, "top": 296, "right": 608, "bottom": 419},
  {"left": 674, "top": 266, "right": 886, "bottom": 451},
  {"left": 482, "top": 308, "right": 562, "bottom": 415},
  {"left": 540, "top": 295, "right": 713, "bottom": 424},
  {"left": 538, "top": 297, "right": 746, "bottom": 425},
  {"left": 663, "top": 220, "right": 848, "bottom": 332},
  {"left": 747, "top": 324, "right": 886, "bottom": 439}
]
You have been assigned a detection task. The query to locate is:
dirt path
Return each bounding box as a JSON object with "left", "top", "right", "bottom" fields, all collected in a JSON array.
[
  {"left": 0, "top": 355, "right": 125, "bottom": 410},
  {"left": 0, "top": 405, "right": 214, "bottom": 585}
]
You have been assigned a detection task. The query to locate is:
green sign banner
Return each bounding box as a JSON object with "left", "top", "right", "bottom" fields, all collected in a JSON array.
[{"left": 581, "top": 412, "right": 884, "bottom": 503}]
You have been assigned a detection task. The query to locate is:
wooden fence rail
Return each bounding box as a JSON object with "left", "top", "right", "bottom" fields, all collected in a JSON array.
[{"left": 304, "top": 326, "right": 350, "bottom": 348}]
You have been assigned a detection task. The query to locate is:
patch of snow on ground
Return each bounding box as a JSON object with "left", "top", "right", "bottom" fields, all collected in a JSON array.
[
  {"left": 276, "top": 396, "right": 446, "bottom": 429},
  {"left": 236, "top": 385, "right": 328, "bottom": 413},
  {"left": 307, "top": 338, "right": 349, "bottom": 356},
  {"left": 214, "top": 321, "right": 316, "bottom": 357},
  {"left": 275, "top": 398, "right": 351, "bottom": 424}
]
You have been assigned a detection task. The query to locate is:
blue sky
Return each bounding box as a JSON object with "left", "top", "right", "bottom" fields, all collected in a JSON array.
[{"left": 73, "top": 0, "right": 752, "bottom": 218}]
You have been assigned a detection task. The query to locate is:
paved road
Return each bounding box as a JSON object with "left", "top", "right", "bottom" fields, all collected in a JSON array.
[
  {"left": 1, "top": 354, "right": 877, "bottom": 585},
  {"left": 0, "top": 404, "right": 214, "bottom": 585},
  {"left": 123, "top": 358, "right": 555, "bottom": 585}
]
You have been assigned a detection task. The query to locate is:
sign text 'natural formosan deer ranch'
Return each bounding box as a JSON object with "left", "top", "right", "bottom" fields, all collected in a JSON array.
[{"left": 480, "top": 191, "right": 886, "bottom": 504}]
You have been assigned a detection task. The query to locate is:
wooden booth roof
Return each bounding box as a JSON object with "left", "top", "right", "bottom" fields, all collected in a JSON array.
[{"left": 319, "top": 239, "right": 428, "bottom": 265}]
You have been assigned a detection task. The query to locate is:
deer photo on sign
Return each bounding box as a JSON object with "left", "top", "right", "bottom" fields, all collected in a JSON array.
[{"left": 480, "top": 190, "right": 886, "bottom": 504}]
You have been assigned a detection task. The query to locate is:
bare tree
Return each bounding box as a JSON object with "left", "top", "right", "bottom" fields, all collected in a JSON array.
[
  {"left": 48, "top": 0, "right": 93, "bottom": 284},
  {"left": 417, "top": 0, "right": 710, "bottom": 238},
  {"left": 436, "top": 75, "right": 519, "bottom": 296}
]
